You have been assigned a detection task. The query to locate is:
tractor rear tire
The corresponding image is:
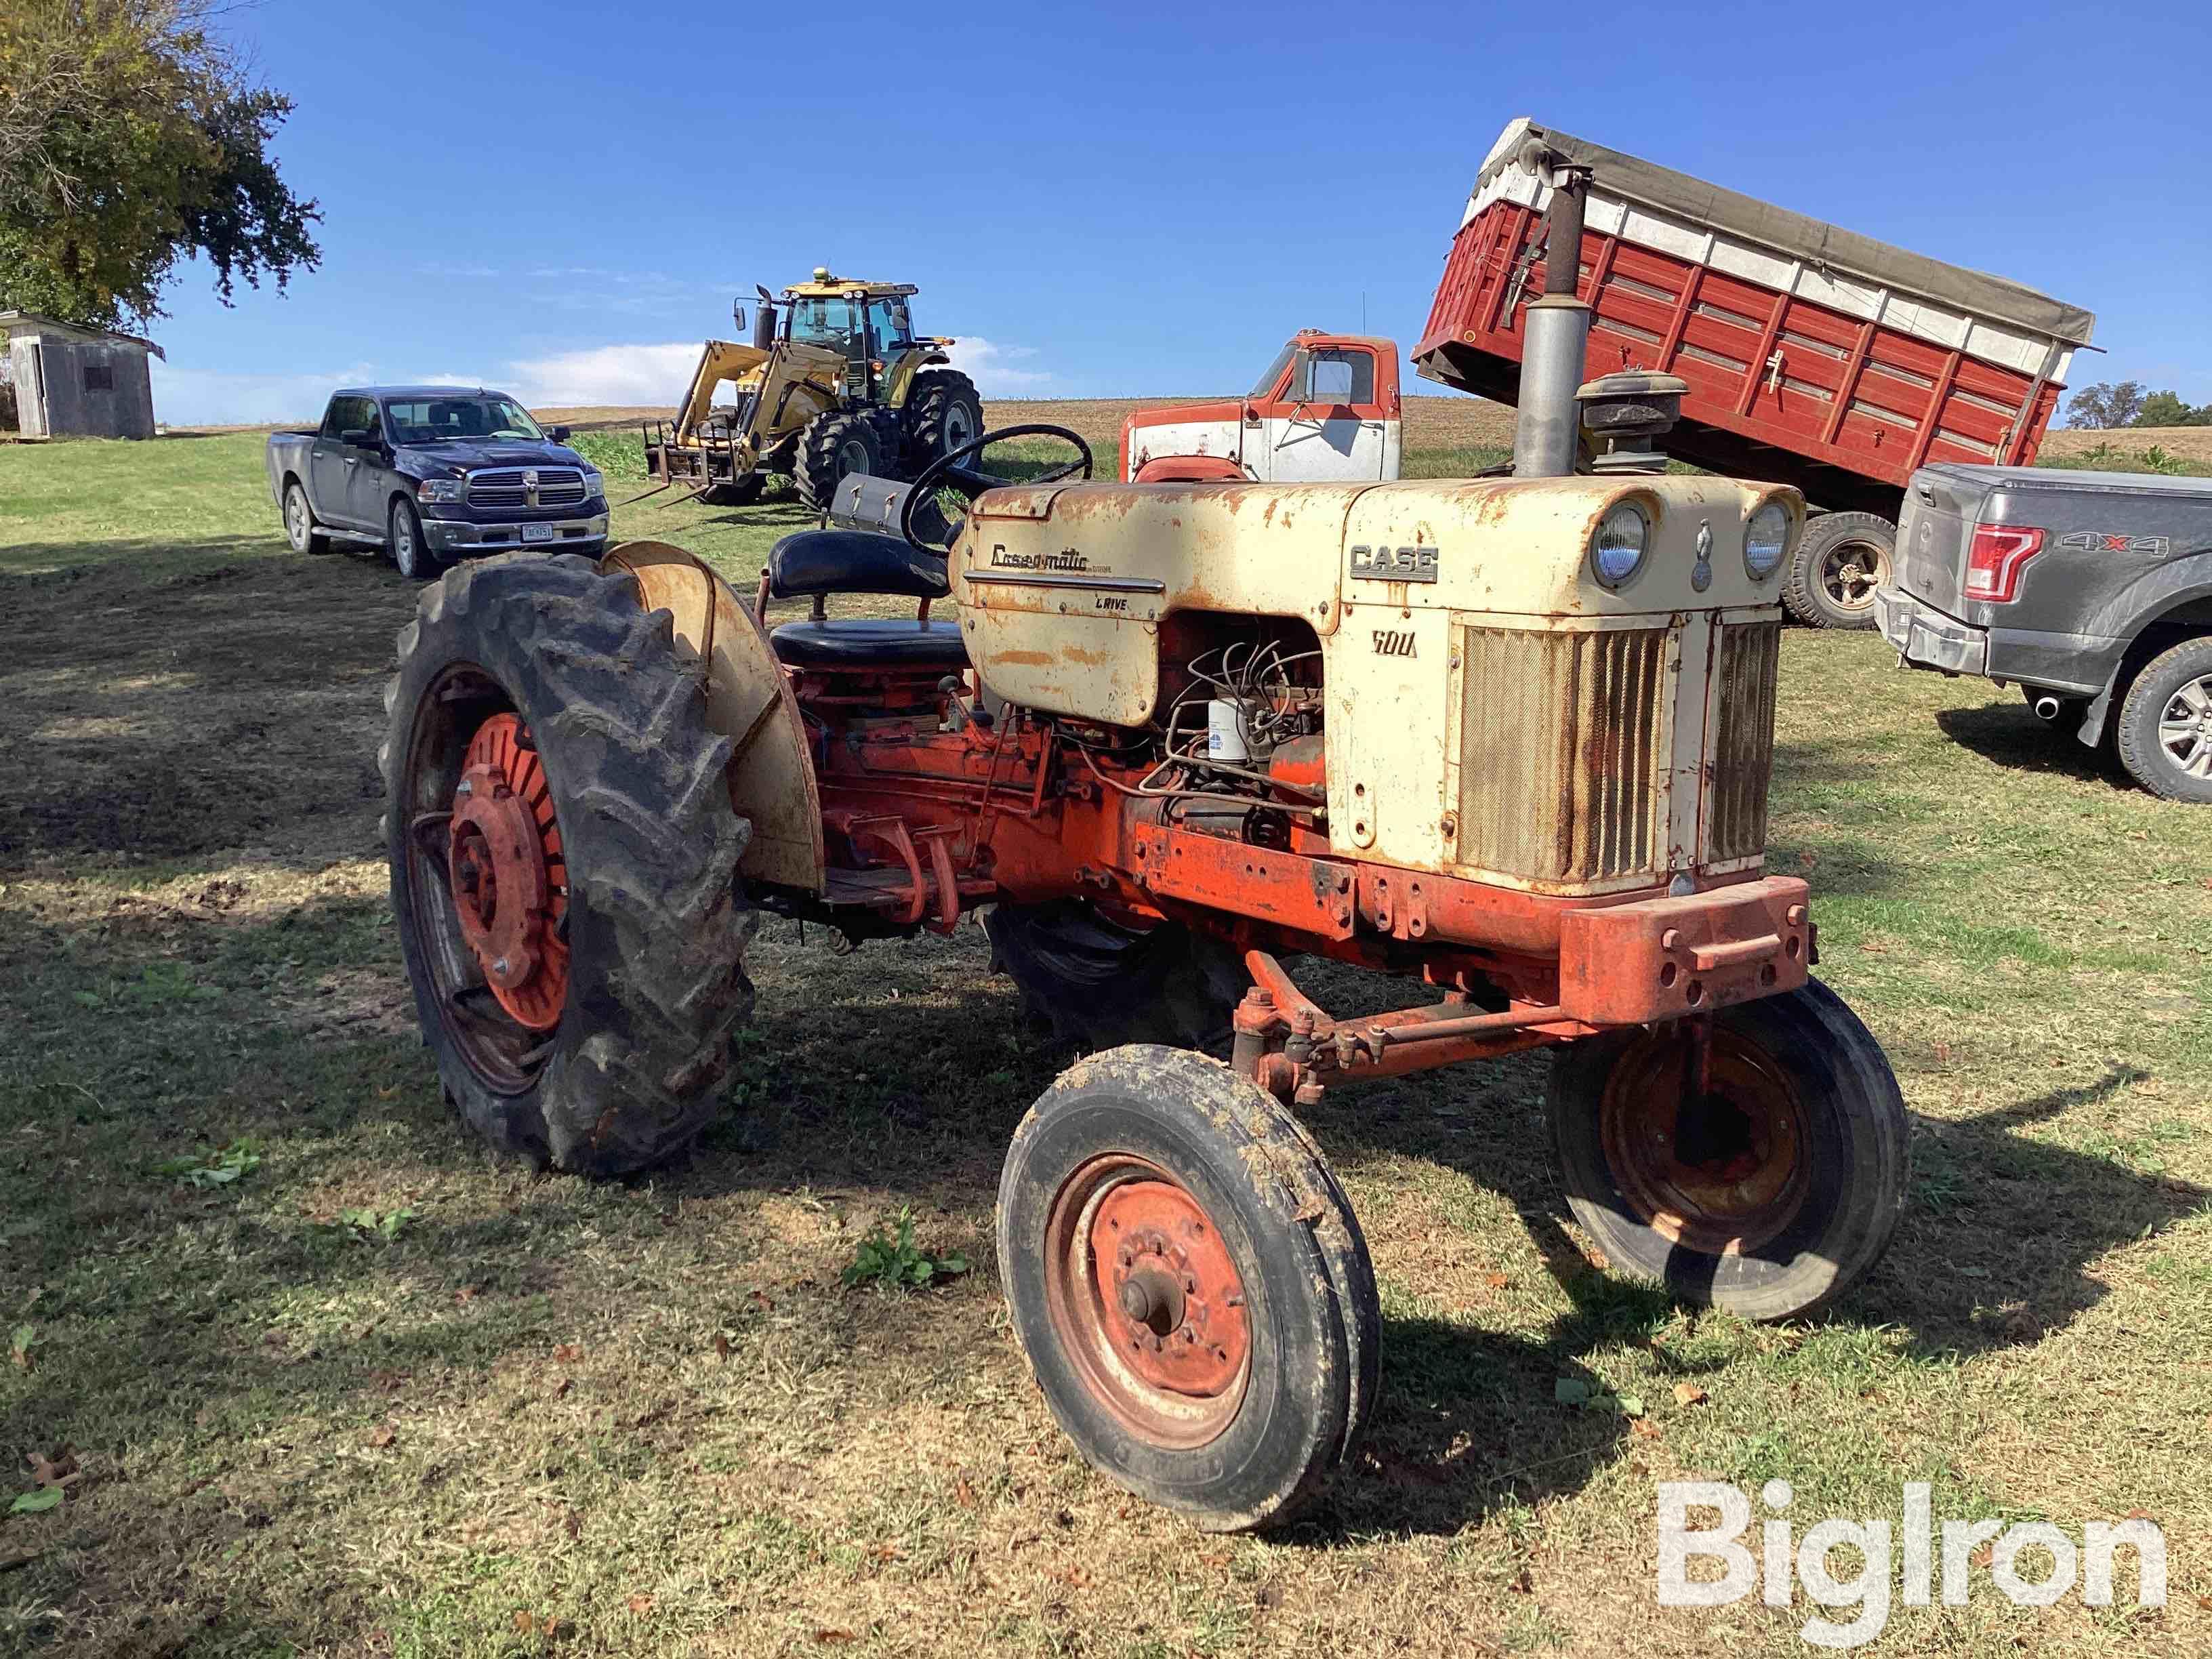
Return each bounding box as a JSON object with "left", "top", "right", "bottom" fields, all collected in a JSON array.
[
  {"left": 985, "top": 900, "right": 1245, "bottom": 1056},
  {"left": 1784, "top": 512, "right": 1893, "bottom": 630},
  {"left": 793, "top": 409, "right": 903, "bottom": 513},
  {"left": 381, "top": 553, "right": 758, "bottom": 1176},
  {"left": 1547, "top": 979, "right": 1908, "bottom": 1321},
  {"left": 998, "top": 1044, "right": 1379, "bottom": 1531},
  {"left": 903, "top": 368, "right": 983, "bottom": 470}
]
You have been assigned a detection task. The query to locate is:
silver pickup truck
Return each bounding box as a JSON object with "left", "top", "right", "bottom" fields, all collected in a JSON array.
[{"left": 1877, "top": 462, "right": 2212, "bottom": 800}]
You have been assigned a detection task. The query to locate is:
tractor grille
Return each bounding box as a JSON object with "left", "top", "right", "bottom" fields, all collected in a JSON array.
[
  {"left": 843, "top": 361, "right": 869, "bottom": 401},
  {"left": 1455, "top": 624, "right": 1671, "bottom": 885},
  {"left": 1704, "top": 619, "right": 1782, "bottom": 863},
  {"left": 466, "top": 467, "right": 586, "bottom": 508}
]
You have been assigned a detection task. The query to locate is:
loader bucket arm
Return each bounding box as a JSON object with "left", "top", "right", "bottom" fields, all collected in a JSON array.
[{"left": 673, "top": 340, "right": 773, "bottom": 443}]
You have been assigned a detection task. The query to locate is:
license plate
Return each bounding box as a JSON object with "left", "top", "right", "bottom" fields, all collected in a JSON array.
[{"left": 520, "top": 523, "right": 556, "bottom": 544}]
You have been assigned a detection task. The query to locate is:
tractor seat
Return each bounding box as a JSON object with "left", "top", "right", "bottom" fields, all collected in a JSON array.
[
  {"left": 765, "top": 529, "right": 948, "bottom": 602},
  {"left": 762, "top": 527, "right": 964, "bottom": 672},
  {"left": 769, "top": 617, "right": 968, "bottom": 671}
]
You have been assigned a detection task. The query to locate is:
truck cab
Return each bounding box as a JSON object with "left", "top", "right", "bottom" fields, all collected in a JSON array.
[{"left": 1120, "top": 331, "right": 1403, "bottom": 484}]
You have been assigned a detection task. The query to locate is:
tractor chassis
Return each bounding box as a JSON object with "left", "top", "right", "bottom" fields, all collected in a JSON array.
[{"left": 745, "top": 657, "right": 1818, "bottom": 1106}]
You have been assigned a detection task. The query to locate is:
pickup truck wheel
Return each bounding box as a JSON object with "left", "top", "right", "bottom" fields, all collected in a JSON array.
[
  {"left": 381, "top": 554, "right": 757, "bottom": 1174},
  {"left": 1785, "top": 512, "right": 1893, "bottom": 629},
  {"left": 2115, "top": 636, "right": 2212, "bottom": 802},
  {"left": 388, "top": 496, "right": 436, "bottom": 581},
  {"left": 998, "top": 1044, "right": 1378, "bottom": 1531},
  {"left": 1548, "top": 980, "right": 1908, "bottom": 1321},
  {"left": 283, "top": 481, "right": 331, "bottom": 554}
]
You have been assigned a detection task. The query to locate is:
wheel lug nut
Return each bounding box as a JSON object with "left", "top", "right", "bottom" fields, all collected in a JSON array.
[
  {"left": 456, "top": 779, "right": 473, "bottom": 798},
  {"left": 491, "top": 957, "right": 510, "bottom": 977}
]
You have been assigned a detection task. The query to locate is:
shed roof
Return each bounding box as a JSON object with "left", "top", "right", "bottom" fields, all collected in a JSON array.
[{"left": 0, "top": 312, "right": 165, "bottom": 359}]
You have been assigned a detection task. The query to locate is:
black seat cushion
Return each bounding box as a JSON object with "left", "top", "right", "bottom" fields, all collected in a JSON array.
[
  {"left": 769, "top": 617, "right": 968, "bottom": 671},
  {"left": 766, "top": 529, "right": 949, "bottom": 602}
]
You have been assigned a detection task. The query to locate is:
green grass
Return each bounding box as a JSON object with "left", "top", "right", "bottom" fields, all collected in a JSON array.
[{"left": 1, "top": 431, "right": 2208, "bottom": 1656}]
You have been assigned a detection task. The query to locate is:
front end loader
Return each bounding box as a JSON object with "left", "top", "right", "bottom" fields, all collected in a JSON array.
[
  {"left": 642, "top": 270, "right": 983, "bottom": 512},
  {"left": 383, "top": 161, "right": 1906, "bottom": 1534}
]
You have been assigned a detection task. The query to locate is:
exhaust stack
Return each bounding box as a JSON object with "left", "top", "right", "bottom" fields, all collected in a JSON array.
[{"left": 1513, "top": 149, "right": 1594, "bottom": 479}]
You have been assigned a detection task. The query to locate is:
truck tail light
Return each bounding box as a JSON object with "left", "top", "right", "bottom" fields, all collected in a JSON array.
[{"left": 1964, "top": 523, "right": 2044, "bottom": 602}]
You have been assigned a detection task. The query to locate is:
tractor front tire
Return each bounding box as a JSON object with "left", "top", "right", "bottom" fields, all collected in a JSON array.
[
  {"left": 903, "top": 368, "right": 983, "bottom": 470},
  {"left": 381, "top": 553, "right": 758, "bottom": 1176},
  {"left": 1547, "top": 979, "right": 1908, "bottom": 1321},
  {"left": 1784, "top": 512, "right": 1893, "bottom": 630},
  {"left": 792, "top": 409, "right": 903, "bottom": 513},
  {"left": 998, "top": 1045, "right": 1379, "bottom": 1531},
  {"left": 986, "top": 900, "right": 1244, "bottom": 1056}
]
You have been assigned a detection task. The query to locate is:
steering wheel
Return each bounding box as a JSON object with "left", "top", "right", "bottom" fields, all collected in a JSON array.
[{"left": 900, "top": 423, "right": 1093, "bottom": 555}]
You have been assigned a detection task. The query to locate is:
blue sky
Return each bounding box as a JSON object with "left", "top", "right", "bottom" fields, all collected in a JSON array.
[{"left": 149, "top": 0, "right": 2211, "bottom": 425}]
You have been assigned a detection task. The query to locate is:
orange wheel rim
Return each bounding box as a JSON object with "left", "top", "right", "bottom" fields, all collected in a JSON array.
[
  {"left": 445, "top": 713, "right": 568, "bottom": 1031},
  {"left": 1042, "top": 1155, "right": 1250, "bottom": 1449},
  {"left": 1599, "top": 1025, "right": 1809, "bottom": 1256}
]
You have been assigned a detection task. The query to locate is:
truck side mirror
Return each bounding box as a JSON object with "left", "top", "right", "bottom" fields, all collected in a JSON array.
[
  {"left": 731, "top": 303, "right": 749, "bottom": 334},
  {"left": 546, "top": 425, "right": 571, "bottom": 443},
  {"left": 340, "top": 428, "right": 370, "bottom": 445},
  {"left": 1289, "top": 348, "right": 1314, "bottom": 405}
]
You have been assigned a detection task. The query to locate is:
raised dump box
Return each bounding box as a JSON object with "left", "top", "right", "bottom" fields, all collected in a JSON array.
[{"left": 1416, "top": 117, "right": 2097, "bottom": 627}]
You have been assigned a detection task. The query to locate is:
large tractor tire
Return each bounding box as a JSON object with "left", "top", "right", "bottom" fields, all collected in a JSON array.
[
  {"left": 792, "top": 409, "right": 903, "bottom": 513},
  {"left": 998, "top": 1044, "right": 1380, "bottom": 1531},
  {"left": 985, "top": 900, "right": 1245, "bottom": 1056},
  {"left": 902, "top": 368, "right": 983, "bottom": 470},
  {"left": 1784, "top": 512, "right": 1894, "bottom": 630},
  {"left": 380, "top": 553, "right": 757, "bottom": 1176},
  {"left": 1547, "top": 979, "right": 1908, "bottom": 1321}
]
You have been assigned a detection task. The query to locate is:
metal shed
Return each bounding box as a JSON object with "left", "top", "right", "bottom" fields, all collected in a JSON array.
[{"left": 0, "top": 312, "right": 163, "bottom": 439}]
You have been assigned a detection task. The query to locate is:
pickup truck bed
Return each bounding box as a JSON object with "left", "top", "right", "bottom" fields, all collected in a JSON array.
[{"left": 1878, "top": 462, "right": 2212, "bottom": 799}]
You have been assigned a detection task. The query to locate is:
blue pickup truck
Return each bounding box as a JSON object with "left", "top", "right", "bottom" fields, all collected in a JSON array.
[{"left": 266, "top": 387, "right": 609, "bottom": 578}]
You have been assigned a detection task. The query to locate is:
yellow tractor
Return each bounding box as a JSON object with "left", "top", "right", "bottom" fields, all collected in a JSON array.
[{"left": 642, "top": 268, "right": 983, "bottom": 512}]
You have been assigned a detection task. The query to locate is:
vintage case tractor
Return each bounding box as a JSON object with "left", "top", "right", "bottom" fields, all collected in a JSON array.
[
  {"left": 382, "top": 159, "right": 1906, "bottom": 1532},
  {"left": 641, "top": 269, "right": 982, "bottom": 512}
]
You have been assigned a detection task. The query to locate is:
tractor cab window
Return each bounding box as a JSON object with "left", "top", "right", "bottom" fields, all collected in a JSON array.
[
  {"left": 1293, "top": 348, "right": 1374, "bottom": 406},
  {"left": 788, "top": 296, "right": 864, "bottom": 360},
  {"left": 867, "top": 297, "right": 912, "bottom": 355}
]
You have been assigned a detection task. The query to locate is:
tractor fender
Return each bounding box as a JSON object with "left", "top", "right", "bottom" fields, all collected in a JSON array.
[
  {"left": 599, "top": 541, "right": 826, "bottom": 894},
  {"left": 884, "top": 347, "right": 953, "bottom": 408}
]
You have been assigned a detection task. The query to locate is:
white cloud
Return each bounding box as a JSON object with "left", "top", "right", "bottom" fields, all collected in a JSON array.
[
  {"left": 944, "top": 335, "right": 1056, "bottom": 396},
  {"left": 500, "top": 342, "right": 707, "bottom": 408},
  {"left": 148, "top": 360, "right": 375, "bottom": 426},
  {"left": 146, "top": 333, "right": 1059, "bottom": 425}
]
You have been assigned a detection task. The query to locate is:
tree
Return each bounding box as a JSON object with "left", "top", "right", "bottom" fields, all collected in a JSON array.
[
  {"left": 0, "top": 0, "right": 320, "bottom": 332},
  {"left": 2133, "top": 390, "right": 2211, "bottom": 428},
  {"left": 2064, "top": 381, "right": 2147, "bottom": 430}
]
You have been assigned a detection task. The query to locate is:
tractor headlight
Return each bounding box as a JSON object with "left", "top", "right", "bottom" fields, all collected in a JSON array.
[
  {"left": 1590, "top": 501, "right": 1650, "bottom": 589},
  {"left": 1744, "top": 498, "right": 1792, "bottom": 580},
  {"left": 417, "top": 476, "right": 466, "bottom": 504}
]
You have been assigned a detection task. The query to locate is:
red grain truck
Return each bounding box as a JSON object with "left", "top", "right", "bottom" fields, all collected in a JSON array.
[{"left": 1417, "top": 118, "right": 2097, "bottom": 628}]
